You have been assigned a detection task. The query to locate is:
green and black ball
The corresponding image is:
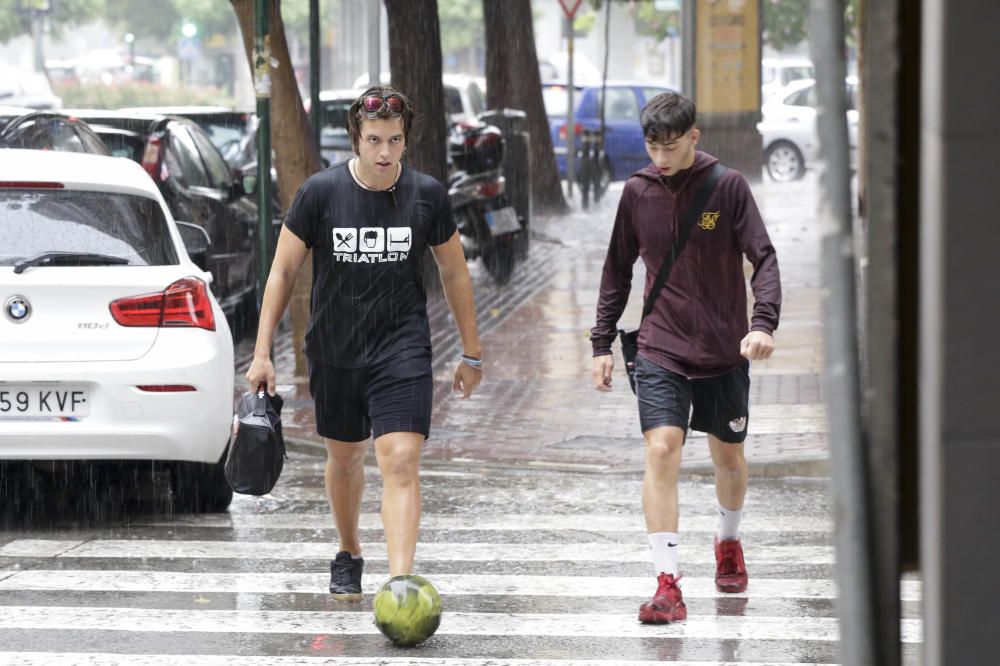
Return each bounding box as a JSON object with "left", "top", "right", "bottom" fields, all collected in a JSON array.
[{"left": 373, "top": 574, "right": 442, "bottom": 647}]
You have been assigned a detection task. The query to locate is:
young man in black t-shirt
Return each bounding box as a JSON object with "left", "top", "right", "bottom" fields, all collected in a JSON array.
[{"left": 246, "top": 86, "right": 483, "bottom": 600}]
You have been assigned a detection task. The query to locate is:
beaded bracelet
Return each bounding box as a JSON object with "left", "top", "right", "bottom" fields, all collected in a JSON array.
[{"left": 461, "top": 354, "right": 483, "bottom": 369}]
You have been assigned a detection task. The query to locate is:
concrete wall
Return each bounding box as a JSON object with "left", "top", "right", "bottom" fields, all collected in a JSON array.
[{"left": 919, "top": 1, "right": 1000, "bottom": 663}]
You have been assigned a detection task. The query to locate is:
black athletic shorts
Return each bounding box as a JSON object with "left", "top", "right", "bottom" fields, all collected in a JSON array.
[
  {"left": 307, "top": 350, "right": 433, "bottom": 442},
  {"left": 634, "top": 354, "right": 751, "bottom": 444}
]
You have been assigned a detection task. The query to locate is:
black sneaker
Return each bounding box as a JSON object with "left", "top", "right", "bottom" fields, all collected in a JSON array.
[{"left": 329, "top": 551, "right": 364, "bottom": 601}]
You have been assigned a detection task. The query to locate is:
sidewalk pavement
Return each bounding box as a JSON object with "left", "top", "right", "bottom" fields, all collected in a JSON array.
[{"left": 237, "top": 174, "right": 828, "bottom": 477}]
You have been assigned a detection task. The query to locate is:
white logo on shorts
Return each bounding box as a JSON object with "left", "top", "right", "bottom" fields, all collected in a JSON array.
[{"left": 729, "top": 417, "right": 747, "bottom": 433}]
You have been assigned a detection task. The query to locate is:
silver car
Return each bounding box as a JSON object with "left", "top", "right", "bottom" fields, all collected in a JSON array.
[{"left": 757, "top": 76, "right": 858, "bottom": 182}]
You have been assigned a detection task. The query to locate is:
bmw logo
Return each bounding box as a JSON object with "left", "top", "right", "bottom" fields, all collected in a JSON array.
[{"left": 4, "top": 296, "right": 31, "bottom": 323}]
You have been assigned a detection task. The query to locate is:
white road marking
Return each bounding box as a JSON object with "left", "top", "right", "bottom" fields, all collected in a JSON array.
[
  {"left": 0, "top": 569, "right": 923, "bottom": 601},
  {"left": 5, "top": 539, "right": 835, "bottom": 564},
  {"left": 0, "top": 606, "right": 924, "bottom": 642}
]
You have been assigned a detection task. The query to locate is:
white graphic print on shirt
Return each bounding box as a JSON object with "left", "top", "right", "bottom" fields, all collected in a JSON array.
[{"left": 332, "top": 227, "right": 411, "bottom": 263}]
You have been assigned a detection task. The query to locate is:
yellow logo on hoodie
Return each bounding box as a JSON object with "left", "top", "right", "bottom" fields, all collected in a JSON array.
[{"left": 699, "top": 211, "right": 720, "bottom": 230}]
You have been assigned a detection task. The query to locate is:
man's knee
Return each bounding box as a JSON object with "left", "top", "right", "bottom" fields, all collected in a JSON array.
[
  {"left": 644, "top": 427, "right": 684, "bottom": 467},
  {"left": 325, "top": 438, "right": 367, "bottom": 473},
  {"left": 710, "top": 438, "right": 746, "bottom": 472},
  {"left": 375, "top": 433, "right": 421, "bottom": 481}
]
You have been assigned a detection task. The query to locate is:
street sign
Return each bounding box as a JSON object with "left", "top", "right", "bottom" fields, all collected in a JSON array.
[{"left": 558, "top": 0, "right": 583, "bottom": 19}]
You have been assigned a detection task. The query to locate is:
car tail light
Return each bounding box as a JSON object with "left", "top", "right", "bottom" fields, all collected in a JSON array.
[
  {"left": 136, "top": 385, "right": 197, "bottom": 392},
  {"left": 110, "top": 277, "right": 216, "bottom": 331},
  {"left": 0, "top": 181, "right": 65, "bottom": 189},
  {"left": 558, "top": 123, "right": 583, "bottom": 141},
  {"left": 141, "top": 136, "right": 162, "bottom": 179}
]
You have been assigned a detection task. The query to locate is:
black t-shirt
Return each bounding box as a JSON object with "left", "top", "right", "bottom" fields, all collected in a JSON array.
[{"left": 283, "top": 161, "right": 457, "bottom": 368}]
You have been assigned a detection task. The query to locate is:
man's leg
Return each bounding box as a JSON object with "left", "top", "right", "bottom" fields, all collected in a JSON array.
[
  {"left": 324, "top": 437, "right": 369, "bottom": 556},
  {"left": 695, "top": 362, "right": 751, "bottom": 593},
  {"left": 708, "top": 435, "right": 748, "bottom": 519},
  {"left": 643, "top": 425, "right": 686, "bottom": 534},
  {"left": 638, "top": 425, "right": 688, "bottom": 624},
  {"left": 374, "top": 431, "right": 424, "bottom": 576},
  {"left": 634, "top": 355, "right": 690, "bottom": 623}
]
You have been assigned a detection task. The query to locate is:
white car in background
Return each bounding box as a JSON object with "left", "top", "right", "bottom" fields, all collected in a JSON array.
[
  {"left": 757, "top": 76, "right": 859, "bottom": 182},
  {"left": 761, "top": 57, "right": 815, "bottom": 102},
  {"left": 0, "top": 150, "right": 235, "bottom": 513}
]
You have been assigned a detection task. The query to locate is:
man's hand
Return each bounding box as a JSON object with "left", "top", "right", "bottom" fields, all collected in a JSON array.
[
  {"left": 740, "top": 331, "right": 775, "bottom": 361},
  {"left": 246, "top": 355, "right": 276, "bottom": 396},
  {"left": 453, "top": 362, "right": 482, "bottom": 399},
  {"left": 592, "top": 354, "right": 614, "bottom": 392}
]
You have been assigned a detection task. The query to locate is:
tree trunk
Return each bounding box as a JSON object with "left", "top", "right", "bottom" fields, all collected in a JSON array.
[
  {"left": 384, "top": 0, "right": 448, "bottom": 292},
  {"left": 383, "top": 0, "right": 448, "bottom": 185},
  {"left": 483, "top": 0, "right": 567, "bottom": 214},
  {"left": 230, "top": 0, "right": 320, "bottom": 377}
]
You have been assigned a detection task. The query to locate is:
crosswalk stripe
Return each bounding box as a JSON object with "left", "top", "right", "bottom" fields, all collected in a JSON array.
[
  {"left": 0, "top": 606, "right": 924, "bottom": 642},
  {"left": 0, "top": 655, "right": 840, "bottom": 666},
  {"left": 0, "top": 652, "right": 835, "bottom": 666},
  {"left": 134, "top": 512, "right": 834, "bottom": 533},
  {"left": 0, "top": 569, "right": 922, "bottom": 601},
  {"left": 0, "top": 539, "right": 835, "bottom": 564}
]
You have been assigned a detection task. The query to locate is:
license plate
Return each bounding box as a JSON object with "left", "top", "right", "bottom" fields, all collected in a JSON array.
[
  {"left": 0, "top": 386, "right": 90, "bottom": 418},
  {"left": 484, "top": 206, "right": 521, "bottom": 236}
]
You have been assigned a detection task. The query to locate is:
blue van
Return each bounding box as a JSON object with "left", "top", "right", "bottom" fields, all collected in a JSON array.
[{"left": 542, "top": 82, "right": 674, "bottom": 182}]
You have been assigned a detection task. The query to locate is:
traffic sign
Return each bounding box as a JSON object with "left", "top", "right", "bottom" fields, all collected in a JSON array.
[{"left": 558, "top": 0, "right": 583, "bottom": 19}]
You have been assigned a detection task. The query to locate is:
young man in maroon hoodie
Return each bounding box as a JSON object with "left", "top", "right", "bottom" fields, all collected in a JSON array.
[{"left": 590, "top": 92, "right": 781, "bottom": 623}]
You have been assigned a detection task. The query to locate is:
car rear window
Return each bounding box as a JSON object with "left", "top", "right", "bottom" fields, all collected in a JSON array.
[
  {"left": 542, "top": 86, "right": 572, "bottom": 117},
  {"left": 0, "top": 189, "right": 178, "bottom": 266}
]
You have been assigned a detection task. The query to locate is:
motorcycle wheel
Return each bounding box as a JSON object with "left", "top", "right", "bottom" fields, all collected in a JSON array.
[{"left": 482, "top": 243, "right": 515, "bottom": 284}]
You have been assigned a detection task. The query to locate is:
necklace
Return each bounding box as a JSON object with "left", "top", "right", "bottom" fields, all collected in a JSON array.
[{"left": 351, "top": 158, "right": 400, "bottom": 192}]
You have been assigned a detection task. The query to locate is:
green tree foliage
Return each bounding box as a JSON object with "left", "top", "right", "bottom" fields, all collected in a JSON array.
[
  {"left": 631, "top": 2, "right": 679, "bottom": 42},
  {"left": 103, "top": 0, "right": 235, "bottom": 43},
  {"left": 438, "top": 0, "right": 483, "bottom": 54},
  {"left": 0, "top": 0, "right": 101, "bottom": 43},
  {"left": 764, "top": 0, "right": 860, "bottom": 51}
]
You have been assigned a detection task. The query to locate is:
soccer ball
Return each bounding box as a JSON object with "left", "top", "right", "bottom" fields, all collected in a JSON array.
[{"left": 372, "top": 574, "right": 442, "bottom": 646}]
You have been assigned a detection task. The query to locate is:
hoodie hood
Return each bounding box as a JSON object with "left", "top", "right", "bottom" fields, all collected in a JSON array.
[{"left": 633, "top": 150, "right": 720, "bottom": 186}]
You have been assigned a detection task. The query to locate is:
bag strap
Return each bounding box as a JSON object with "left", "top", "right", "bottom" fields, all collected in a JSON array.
[{"left": 640, "top": 162, "right": 727, "bottom": 321}]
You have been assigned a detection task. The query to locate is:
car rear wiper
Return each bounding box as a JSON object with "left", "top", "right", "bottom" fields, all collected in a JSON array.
[{"left": 13, "top": 251, "right": 131, "bottom": 274}]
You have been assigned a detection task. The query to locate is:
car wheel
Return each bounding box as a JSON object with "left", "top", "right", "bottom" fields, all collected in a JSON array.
[
  {"left": 765, "top": 141, "right": 806, "bottom": 182},
  {"left": 172, "top": 451, "right": 233, "bottom": 513}
]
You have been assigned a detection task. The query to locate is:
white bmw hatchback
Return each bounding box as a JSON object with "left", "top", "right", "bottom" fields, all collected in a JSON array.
[{"left": 0, "top": 150, "right": 235, "bottom": 512}]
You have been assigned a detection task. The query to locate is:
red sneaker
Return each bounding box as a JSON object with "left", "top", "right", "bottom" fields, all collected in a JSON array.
[
  {"left": 638, "top": 573, "right": 687, "bottom": 624},
  {"left": 714, "top": 536, "right": 748, "bottom": 593}
]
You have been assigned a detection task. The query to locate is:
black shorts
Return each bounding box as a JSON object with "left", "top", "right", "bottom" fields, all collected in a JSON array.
[
  {"left": 634, "top": 354, "right": 751, "bottom": 443},
  {"left": 307, "top": 351, "right": 433, "bottom": 442}
]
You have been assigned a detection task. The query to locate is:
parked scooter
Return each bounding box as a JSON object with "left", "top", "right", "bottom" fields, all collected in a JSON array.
[{"left": 447, "top": 121, "right": 525, "bottom": 283}]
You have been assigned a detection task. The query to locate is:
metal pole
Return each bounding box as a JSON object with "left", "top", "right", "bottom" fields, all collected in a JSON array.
[
  {"left": 566, "top": 16, "right": 575, "bottom": 197},
  {"left": 368, "top": 0, "right": 380, "bottom": 87},
  {"left": 810, "top": 1, "right": 880, "bottom": 664},
  {"left": 681, "top": 0, "right": 695, "bottom": 97},
  {"left": 31, "top": 10, "right": 45, "bottom": 73},
  {"left": 309, "top": 0, "right": 320, "bottom": 155},
  {"left": 254, "top": 0, "right": 274, "bottom": 304}
]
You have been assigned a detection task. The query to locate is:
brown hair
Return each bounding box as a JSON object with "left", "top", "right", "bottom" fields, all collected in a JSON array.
[{"left": 346, "top": 85, "right": 415, "bottom": 153}]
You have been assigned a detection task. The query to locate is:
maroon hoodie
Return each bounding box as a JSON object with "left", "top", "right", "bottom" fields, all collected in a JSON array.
[{"left": 591, "top": 151, "right": 781, "bottom": 378}]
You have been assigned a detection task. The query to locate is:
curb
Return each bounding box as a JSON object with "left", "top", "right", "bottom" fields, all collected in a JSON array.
[{"left": 285, "top": 435, "right": 830, "bottom": 479}]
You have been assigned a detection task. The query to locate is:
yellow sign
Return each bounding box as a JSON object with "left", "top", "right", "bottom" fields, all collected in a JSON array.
[{"left": 695, "top": 0, "right": 760, "bottom": 114}]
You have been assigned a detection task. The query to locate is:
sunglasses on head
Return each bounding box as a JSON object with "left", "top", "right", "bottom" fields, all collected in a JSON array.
[{"left": 360, "top": 94, "right": 404, "bottom": 115}]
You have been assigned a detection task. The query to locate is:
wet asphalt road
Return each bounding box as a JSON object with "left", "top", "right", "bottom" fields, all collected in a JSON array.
[{"left": 0, "top": 440, "right": 922, "bottom": 664}]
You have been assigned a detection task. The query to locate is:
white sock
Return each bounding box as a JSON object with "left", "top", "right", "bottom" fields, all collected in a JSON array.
[
  {"left": 648, "top": 532, "right": 679, "bottom": 577},
  {"left": 717, "top": 504, "right": 743, "bottom": 541}
]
